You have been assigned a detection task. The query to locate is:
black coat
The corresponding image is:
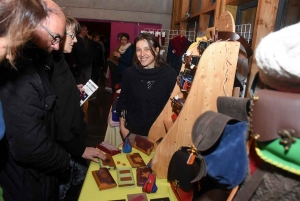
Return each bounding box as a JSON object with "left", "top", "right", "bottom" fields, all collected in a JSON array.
[
  {"left": 0, "top": 48, "right": 70, "bottom": 201},
  {"left": 71, "top": 35, "right": 92, "bottom": 69},
  {"left": 90, "top": 40, "right": 105, "bottom": 68}
]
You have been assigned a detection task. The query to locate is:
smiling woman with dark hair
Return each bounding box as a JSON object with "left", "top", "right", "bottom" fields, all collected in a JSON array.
[{"left": 116, "top": 32, "right": 177, "bottom": 142}]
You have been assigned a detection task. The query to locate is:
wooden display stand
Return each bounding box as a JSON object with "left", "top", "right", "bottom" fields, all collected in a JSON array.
[{"left": 148, "top": 12, "right": 240, "bottom": 179}]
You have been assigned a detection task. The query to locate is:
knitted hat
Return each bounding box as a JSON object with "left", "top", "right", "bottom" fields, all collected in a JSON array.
[{"left": 255, "top": 22, "right": 300, "bottom": 92}]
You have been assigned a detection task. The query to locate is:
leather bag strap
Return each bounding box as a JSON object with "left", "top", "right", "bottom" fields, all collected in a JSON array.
[
  {"left": 218, "top": 31, "right": 253, "bottom": 59},
  {"left": 232, "top": 163, "right": 267, "bottom": 201}
]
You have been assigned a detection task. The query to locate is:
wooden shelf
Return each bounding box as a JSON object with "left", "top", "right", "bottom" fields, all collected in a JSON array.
[
  {"left": 226, "top": 0, "right": 255, "bottom": 6},
  {"left": 149, "top": 41, "right": 240, "bottom": 178},
  {"left": 190, "top": 12, "right": 201, "bottom": 19},
  {"left": 201, "top": 4, "right": 216, "bottom": 15},
  {"left": 163, "top": 120, "right": 173, "bottom": 132}
]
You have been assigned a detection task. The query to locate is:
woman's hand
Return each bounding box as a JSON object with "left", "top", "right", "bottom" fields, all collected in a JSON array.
[
  {"left": 113, "top": 51, "right": 121, "bottom": 58},
  {"left": 82, "top": 147, "right": 106, "bottom": 162},
  {"left": 77, "top": 84, "right": 84, "bottom": 92}
]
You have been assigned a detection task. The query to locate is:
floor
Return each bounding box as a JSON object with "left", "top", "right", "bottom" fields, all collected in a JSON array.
[{"left": 83, "top": 75, "right": 112, "bottom": 149}]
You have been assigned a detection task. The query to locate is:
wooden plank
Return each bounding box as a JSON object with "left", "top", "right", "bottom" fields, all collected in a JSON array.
[
  {"left": 163, "top": 120, "right": 173, "bottom": 132},
  {"left": 214, "top": 0, "right": 222, "bottom": 25},
  {"left": 199, "top": 14, "right": 210, "bottom": 32},
  {"left": 150, "top": 41, "right": 240, "bottom": 178},
  {"left": 246, "top": 0, "right": 279, "bottom": 97},
  {"left": 215, "top": 11, "right": 235, "bottom": 32},
  {"left": 181, "top": 0, "right": 190, "bottom": 19},
  {"left": 191, "top": 0, "right": 199, "bottom": 16},
  {"left": 226, "top": 0, "right": 254, "bottom": 6}
]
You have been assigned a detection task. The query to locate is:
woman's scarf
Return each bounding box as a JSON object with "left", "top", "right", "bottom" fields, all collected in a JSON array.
[{"left": 119, "top": 43, "right": 132, "bottom": 54}]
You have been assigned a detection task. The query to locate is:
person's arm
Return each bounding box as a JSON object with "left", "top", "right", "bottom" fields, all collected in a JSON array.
[
  {"left": 61, "top": 136, "right": 106, "bottom": 162},
  {"left": 119, "top": 116, "right": 129, "bottom": 139},
  {"left": 1, "top": 77, "right": 70, "bottom": 173}
]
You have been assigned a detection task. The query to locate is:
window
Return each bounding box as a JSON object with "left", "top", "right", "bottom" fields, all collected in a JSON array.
[{"left": 275, "top": 0, "right": 300, "bottom": 31}]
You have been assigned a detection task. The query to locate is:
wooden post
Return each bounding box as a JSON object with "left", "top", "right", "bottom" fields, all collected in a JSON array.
[{"left": 246, "top": 0, "right": 279, "bottom": 97}]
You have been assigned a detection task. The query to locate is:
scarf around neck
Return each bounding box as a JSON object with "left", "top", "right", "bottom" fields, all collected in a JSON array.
[{"left": 119, "top": 43, "right": 132, "bottom": 54}]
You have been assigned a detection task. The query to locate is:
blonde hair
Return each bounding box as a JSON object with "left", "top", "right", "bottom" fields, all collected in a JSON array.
[
  {"left": 66, "top": 16, "right": 79, "bottom": 33},
  {"left": 0, "top": 0, "right": 48, "bottom": 66}
]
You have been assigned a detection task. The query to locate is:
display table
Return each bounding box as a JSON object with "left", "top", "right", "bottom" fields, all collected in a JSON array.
[{"left": 78, "top": 148, "right": 176, "bottom": 201}]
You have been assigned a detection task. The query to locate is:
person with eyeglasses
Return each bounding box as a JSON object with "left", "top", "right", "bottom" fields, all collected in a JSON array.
[
  {"left": 51, "top": 16, "right": 106, "bottom": 201},
  {"left": 0, "top": 0, "right": 72, "bottom": 200}
]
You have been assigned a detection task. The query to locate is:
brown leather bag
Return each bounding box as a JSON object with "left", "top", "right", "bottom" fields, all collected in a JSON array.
[
  {"left": 133, "top": 135, "right": 154, "bottom": 155},
  {"left": 92, "top": 168, "right": 117, "bottom": 190},
  {"left": 250, "top": 89, "right": 300, "bottom": 142}
]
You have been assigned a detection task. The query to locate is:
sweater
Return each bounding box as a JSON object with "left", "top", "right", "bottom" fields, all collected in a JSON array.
[{"left": 116, "top": 64, "right": 177, "bottom": 136}]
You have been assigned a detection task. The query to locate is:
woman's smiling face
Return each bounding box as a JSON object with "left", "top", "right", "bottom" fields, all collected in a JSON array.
[{"left": 135, "top": 39, "right": 158, "bottom": 68}]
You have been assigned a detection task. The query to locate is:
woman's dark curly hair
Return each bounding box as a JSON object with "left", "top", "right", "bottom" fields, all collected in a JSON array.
[{"left": 132, "top": 32, "right": 168, "bottom": 68}]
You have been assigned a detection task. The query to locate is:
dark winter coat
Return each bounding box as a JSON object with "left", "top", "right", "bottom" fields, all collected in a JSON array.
[{"left": 0, "top": 47, "right": 70, "bottom": 201}]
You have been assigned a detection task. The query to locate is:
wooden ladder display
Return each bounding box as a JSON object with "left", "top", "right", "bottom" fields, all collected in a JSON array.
[{"left": 148, "top": 12, "right": 240, "bottom": 179}]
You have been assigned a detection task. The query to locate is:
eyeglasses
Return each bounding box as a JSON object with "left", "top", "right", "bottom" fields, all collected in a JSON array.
[
  {"left": 65, "top": 32, "right": 76, "bottom": 40},
  {"left": 41, "top": 24, "right": 62, "bottom": 45}
]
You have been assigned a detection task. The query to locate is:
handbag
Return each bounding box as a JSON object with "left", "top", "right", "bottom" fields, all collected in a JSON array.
[
  {"left": 250, "top": 89, "right": 300, "bottom": 175},
  {"left": 232, "top": 89, "right": 300, "bottom": 201},
  {"left": 191, "top": 111, "right": 248, "bottom": 190},
  {"left": 142, "top": 173, "right": 158, "bottom": 193},
  {"left": 167, "top": 146, "right": 206, "bottom": 201}
]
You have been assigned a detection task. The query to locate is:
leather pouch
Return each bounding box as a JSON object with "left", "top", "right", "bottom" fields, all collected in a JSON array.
[
  {"left": 250, "top": 89, "right": 300, "bottom": 142},
  {"left": 136, "top": 167, "right": 152, "bottom": 186},
  {"left": 97, "top": 141, "right": 121, "bottom": 156},
  {"left": 142, "top": 173, "right": 158, "bottom": 194},
  {"left": 117, "top": 167, "right": 135, "bottom": 187},
  {"left": 250, "top": 89, "right": 300, "bottom": 175},
  {"left": 99, "top": 154, "right": 116, "bottom": 170},
  {"left": 170, "top": 181, "right": 193, "bottom": 201},
  {"left": 126, "top": 153, "right": 146, "bottom": 168},
  {"left": 127, "top": 193, "right": 148, "bottom": 201},
  {"left": 92, "top": 168, "right": 117, "bottom": 190},
  {"left": 133, "top": 135, "right": 154, "bottom": 155},
  {"left": 167, "top": 146, "right": 206, "bottom": 201}
]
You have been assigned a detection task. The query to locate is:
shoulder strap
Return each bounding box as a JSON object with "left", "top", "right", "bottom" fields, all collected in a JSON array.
[{"left": 233, "top": 163, "right": 267, "bottom": 201}]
